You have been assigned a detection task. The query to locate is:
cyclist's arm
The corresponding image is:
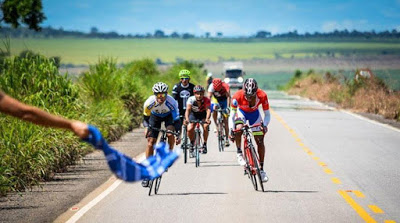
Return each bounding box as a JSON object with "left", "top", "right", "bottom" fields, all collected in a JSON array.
[
  {"left": 229, "top": 98, "right": 238, "bottom": 131},
  {"left": 263, "top": 110, "right": 271, "bottom": 127},
  {"left": 205, "top": 102, "right": 211, "bottom": 121},
  {"left": 0, "top": 91, "right": 88, "bottom": 138},
  {"left": 172, "top": 84, "right": 179, "bottom": 100},
  {"left": 225, "top": 90, "right": 231, "bottom": 108},
  {"left": 185, "top": 104, "right": 192, "bottom": 123}
]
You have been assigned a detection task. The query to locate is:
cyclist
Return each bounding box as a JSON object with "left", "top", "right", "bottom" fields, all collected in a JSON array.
[
  {"left": 229, "top": 78, "right": 270, "bottom": 182},
  {"left": 142, "top": 82, "right": 181, "bottom": 186},
  {"left": 172, "top": 69, "right": 195, "bottom": 129},
  {"left": 207, "top": 78, "right": 231, "bottom": 147},
  {"left": 184, "top": 85, "right": 211, "bottom": 154},
  {"left": 0, "top": 90, "right": 88, "bottom": 138}
]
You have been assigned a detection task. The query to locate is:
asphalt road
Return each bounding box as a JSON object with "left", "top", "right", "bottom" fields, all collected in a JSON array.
[{"left": 66, "top": 91, "right": 400, "bottom": 223}]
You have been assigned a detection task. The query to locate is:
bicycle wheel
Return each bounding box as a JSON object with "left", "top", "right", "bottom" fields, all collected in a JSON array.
[
  {"left": 250, "top": 145, "right": 264, "bottom": 192},
  {"left": 245, "top": 146, "right": 258, "bottom": 190},
  {"left": 182, "top": 126, "right": 188, "bottom": 164},
  {"left": 148, "top": 179, "right": 154, "bottom": 196},
  {"left": 195, "top": 131, "right": 201, "bottom": 167},
  {"left": 154, "top": 176, "right": 162, "bottom": 194}
]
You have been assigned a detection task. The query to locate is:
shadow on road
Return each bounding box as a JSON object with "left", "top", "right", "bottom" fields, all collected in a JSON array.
[
  {"left": 157, "top": 192, "right": 227, "bottom": 196},
  {"left": 264, "top": 190, "right": 318, "bottom": 193}
]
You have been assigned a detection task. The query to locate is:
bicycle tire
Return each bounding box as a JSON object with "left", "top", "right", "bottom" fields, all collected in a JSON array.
[
  {"left": 195, "top": 131, "right": 201, "bottom": 167},
  {"left": 148, "top": 179, "right": 154, "bottom": 196},
  {"left": 182, "top": 126, "right": 188, "bottom": 164},
  {"left": 245, "top": 146, "right": 258, "bottom": 190},
  {"left": 250, "top": 145, "right": 265, "bottom": 192},
  {"left": 154, "top": 175, "right": 162, "bottom": 194}
]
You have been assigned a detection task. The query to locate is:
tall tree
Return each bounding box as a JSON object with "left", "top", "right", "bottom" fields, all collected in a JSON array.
[{"left": 0, "top": 0, "right": 46, "bottom": 31}]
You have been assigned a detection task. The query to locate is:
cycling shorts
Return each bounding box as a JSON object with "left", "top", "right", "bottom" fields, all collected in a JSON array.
[
  {"left": 189, "top": 112, "right": 207, "bottom": 122},
  {"left": 210, "top": 97, "right": 227, "bottom": 112},
  {"left": 233, "top": 108, "right": 263, "bottom": 135},
  {"left": 148, "top": 114, "right": 174, "bottom": 138}
]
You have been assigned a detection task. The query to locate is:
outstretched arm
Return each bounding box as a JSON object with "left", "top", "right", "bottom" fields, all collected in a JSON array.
[{"left": 0, "top": 91, "right": 88, "bottom": 138}]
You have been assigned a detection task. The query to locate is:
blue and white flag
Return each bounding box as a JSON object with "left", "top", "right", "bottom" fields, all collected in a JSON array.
[{"left": 83, "top": 125, "right": 180, "bottom": 182}]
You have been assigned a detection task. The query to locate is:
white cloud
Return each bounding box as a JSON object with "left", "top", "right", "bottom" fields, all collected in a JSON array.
[
  {"left": 197, "top": 21, "right": 244, "bottom": 36},
  {"left": 322, "top": 20, "right": 368, "bottom": 32}
]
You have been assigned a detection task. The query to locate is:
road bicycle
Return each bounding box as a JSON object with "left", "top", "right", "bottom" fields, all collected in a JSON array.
[
  {"left": 146, "top": 126, "right": 179, "bottom": 196},
  {"left": 233, "top": 123, "right": 265, "bottom": 192},
  {"left": 189, "top": 120, "right": 207, "bottom": 167},
  {"left": 216, "top": 108, "right": 227, "bottom": 152}
]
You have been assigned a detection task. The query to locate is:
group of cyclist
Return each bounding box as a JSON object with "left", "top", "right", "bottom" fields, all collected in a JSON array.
[{"left": 142, "top": 69, "right": 270, "bottom": 184}]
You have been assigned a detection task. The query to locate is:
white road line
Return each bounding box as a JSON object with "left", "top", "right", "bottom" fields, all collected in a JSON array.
[
  {"left": 341, "top": 110, "right": 400, "bottom": 133},
  {"left": 66, "top": 153, "right": 146, "bottom": 223},
  {"left": 66, "top": 179, "right": 122, "bottom": 223}
]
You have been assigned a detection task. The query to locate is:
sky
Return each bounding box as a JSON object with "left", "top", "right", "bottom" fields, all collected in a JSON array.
[{"left": 42, "top": 0, "right": 400, "bottom": 37}]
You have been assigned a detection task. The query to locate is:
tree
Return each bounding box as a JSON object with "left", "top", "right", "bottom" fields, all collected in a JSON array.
[
  {"left": 216, "top": 32, "right": 223, "bottom": 37},
  {"left": 90, "top": 27, "right": 98, "bottom": 34},
  {"left": 255, "top": 30, "right": 271, "bottom": 38},
  {"left": 170, "top": 32, "right": 180, "bottom": 38},
  {"left": 205, "top": 32, "right": 210, "bottom": 38},
  {"left": 0, "top": 0, "right": 46, "bottom": 31},
  {"left": 154, "top": 29, "right": 165, "bottom": 38}
]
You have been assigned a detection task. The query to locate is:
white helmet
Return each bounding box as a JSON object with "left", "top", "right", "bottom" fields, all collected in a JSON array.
[
  {"left": 207, "top": 72, "right": 213, "bottom": 77},
  {"left": 152, "top": 82, "right": 168, "bottom": 93}
]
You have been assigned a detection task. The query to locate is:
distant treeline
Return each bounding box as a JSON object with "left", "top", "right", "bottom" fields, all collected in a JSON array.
[{"left": 1, "top": 26, "right": 400, "bottom": 40}]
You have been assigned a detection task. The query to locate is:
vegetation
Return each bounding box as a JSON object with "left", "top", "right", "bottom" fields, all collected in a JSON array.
[
  {"left": 6, "top": 38, "right": 400, "bottom": 65},
  {"left": 2, "top": 26, "right": 400, "bottom": 40},
  {"left": 283, "top": 69, "right": 400, "bottom": 121},
  {"left": 0, "top": 0, "right": 45, "bottom": 31},
  {"left": 0, "top": 52, "right": 205, "bottom": 196}
]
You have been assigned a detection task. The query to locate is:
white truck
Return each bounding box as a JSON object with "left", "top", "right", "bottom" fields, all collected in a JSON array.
[{"left": 222, "top": 62, "right": 245, "bottom": 89}]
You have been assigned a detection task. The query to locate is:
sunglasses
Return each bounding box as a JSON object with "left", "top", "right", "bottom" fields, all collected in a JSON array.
[
  {"left": 156, "top": 93, "right": 167, "bottom": 98},
  {"left": 181, "top": 78, "right": 189, "bottom": 80}
]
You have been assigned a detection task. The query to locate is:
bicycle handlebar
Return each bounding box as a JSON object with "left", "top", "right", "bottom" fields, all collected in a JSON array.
[
  {"left": 147, "top": 126, "right": 180, "bottom": 136},
  {"left": 232, "top": 123, "right": 262, "bottom": 133}
]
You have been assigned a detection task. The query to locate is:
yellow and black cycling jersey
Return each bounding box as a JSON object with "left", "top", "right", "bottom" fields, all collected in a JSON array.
[{"left": 143, "top": 95, "right": 180, "bottom": 120}]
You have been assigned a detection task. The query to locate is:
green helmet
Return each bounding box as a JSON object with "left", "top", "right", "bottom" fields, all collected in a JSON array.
[{"left": 178, "top": 69, "right": 191, "bottom": 78}]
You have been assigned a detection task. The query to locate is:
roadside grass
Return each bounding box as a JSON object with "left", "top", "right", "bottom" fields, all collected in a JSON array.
[
  {"left": 0, "top": 53, "right": 206, "bottom": 196},
  {"left": 284, "top": 70, "right": 400, "bottom": 121},
  {"left": 9, "top": 38, "right": 400, "bottom": 65}
]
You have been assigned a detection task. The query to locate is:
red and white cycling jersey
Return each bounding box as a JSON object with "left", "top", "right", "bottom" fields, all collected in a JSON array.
[
  {"left": 231, "top": 89, "right": 269, "bottom": 113},
  {"left": 208, "top": 82, "right": 230, "bottom": 101},
  {"left": 187, "top": 96, "right": 211, "bottom": 113}
]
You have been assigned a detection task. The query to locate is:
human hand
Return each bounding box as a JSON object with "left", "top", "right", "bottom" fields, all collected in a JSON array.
[
  {"left": 71, "top": 121, "right": 89, "bottom": 139},
  {"left": 175, "top": 136, "right": 181, "bottom": 145}
]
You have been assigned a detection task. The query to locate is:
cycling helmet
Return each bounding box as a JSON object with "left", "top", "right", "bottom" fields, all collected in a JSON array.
[
  {"left": 207, "top": 72, "right": 213, "bottom": 77},
  {"left": 178, "top": 69, "right": 191, "bottom": 79},
  {"left": 212, "top": 78, "right": 223, "bottom": 91},
  {"left": 152, "top": 82, "right": 168, "bottom": 94},
  {"left": 193, "top": 85, "right": 205, "bottom": 93},
  {"left": 243, "top": 78, "right": 258, "bottom": 96}
]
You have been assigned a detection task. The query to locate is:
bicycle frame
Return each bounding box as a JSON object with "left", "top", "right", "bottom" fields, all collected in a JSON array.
[
  {"left": 216, "top": 108, "right": 226, "bottom": 152},
  {"left": 233, "top": 123, "right": 265, "bottom": 192},
  {"left": 190, "top": 120, "right": 206, "bottom": 167}
]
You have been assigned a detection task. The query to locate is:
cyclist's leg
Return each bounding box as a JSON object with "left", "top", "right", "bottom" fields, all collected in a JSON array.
[
  {"left": 219, "top": 99, "right": 230, "bottom": 144},
  {"left": 234, "top": 109, "right": 247, "bottom": 152},
  {"left": 165, "top": 114, "right": 175, "bottom": 150},
  {"left": 146, "top": 115, "right": 161, "bottom": 157},
  {"left": 187, "top": 112, "right": 199, "bottom": 146},
  {"left": 210, "top": 98, "right": 218, "bottom": 130}
]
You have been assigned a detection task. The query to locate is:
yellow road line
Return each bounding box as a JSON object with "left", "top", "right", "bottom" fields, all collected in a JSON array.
[
  {"left": 338, "top": 190, "right": 377, "bottom": 223},
  {"left": 368, "top": 205, "right": 384, "bottom": 214},
  {"left": 352, "top": 190, "right": 365, "bottom": 198},
  {"left": 384, "top": 220, "right": 396, "bottom": 223},
  {"left": 312, "top": 156, "right": 320, "bottom": 160},
  {"left": 331, "top": 177, "right": 342, "bottom": 184},
  {"left": 324, "top": 167, "right": 333, "bottom": 174}
]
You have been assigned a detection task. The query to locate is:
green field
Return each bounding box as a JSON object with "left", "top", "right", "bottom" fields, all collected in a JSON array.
[{"left": 8, "top": 38, "right": 400, "bottom": 65}]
